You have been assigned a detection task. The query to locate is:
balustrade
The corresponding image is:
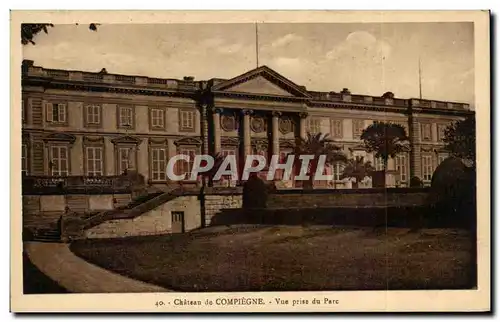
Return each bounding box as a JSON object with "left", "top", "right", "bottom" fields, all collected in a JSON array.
[{"left": 23, "top": 175, "right": 136, "bottom": 193}]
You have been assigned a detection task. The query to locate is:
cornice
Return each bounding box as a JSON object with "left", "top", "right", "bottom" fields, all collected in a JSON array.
[
  {"left": 42, "top": 132, "right": 77, "bottom": 144},
  {"left": 174, "top": 137, "right": 203, "bottom": 147},
  {"left": 220, "top": 136, "right": 241, "bottom": 146},
  {"left": 111, "top": 135, "right": 142, "bottom": 145},
  {"left": 212, "top": 90, "right": 309, "bottom": 103},
  {"left": 23, "top": 78, "right": 197, "bottom": 99}
]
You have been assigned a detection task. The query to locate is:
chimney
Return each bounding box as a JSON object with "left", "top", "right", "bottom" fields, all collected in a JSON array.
[{"left": 183, "top": 76, "right": 195, "bottom": 82}]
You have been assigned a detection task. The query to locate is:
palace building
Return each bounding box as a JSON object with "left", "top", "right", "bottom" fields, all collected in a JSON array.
[{"left": 21, "top": 60, "right": 475, "bottom": 189}]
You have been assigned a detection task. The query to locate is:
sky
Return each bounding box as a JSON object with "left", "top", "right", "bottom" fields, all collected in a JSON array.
[{"left": 23, "top": 22, "right": 474, "bottom": 105}]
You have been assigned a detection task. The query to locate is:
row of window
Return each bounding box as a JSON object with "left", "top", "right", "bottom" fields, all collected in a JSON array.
[
  {"left": 21, "top": 144, "right": 446, "bottom": 183},
  {"left": 21, "top": 144, "right": 198, "bottom": 181},
  {"left": 38, "top": 101, "right": 196, "bottom": 132},
  {"left": 306, "top": 117, "right": 449, "bottom": 141}
]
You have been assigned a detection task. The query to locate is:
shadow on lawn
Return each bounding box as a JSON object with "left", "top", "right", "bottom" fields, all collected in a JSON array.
[
  {"left": 22, "top": 251, "right": 69, "bottom": 294},
  {"left": 69, "top": 226, "right": 476, "bottom": 293}
]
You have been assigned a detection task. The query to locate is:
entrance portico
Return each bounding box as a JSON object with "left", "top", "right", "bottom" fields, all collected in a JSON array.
[{"left": 206, "top": 66, "right": 312, "bottom": 183}]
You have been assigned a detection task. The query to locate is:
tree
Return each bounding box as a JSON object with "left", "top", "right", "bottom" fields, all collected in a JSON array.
[
  {"left": 361, "top": 121, "right": 409, "bottom": 170},
  {"left": 21, "top": 23, "right": 99, "bottom": 45},
  {"left": 443, "top": 115, "right": 476, "bottom": 167},
  {"left": 292, "top": 132, "right": 347, "bottom": 189},
  {"left": 340, "top": 156, "right": 375, "bottom": 189}
]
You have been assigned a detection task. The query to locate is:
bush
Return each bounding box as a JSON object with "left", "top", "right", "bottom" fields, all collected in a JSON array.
[
  {"left": 410, "top": 176, "right": 423, "bottom": 187},
  {"left": 242, "top": 174, "right": 268, "bottom": 209},
  {"left": 428, "top": 157, "right": 476, "bottom": 228}
]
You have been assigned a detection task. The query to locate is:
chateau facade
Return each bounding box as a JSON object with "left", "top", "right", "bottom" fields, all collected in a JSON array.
[{"left": 21, "top": 60, "right": 474, "bottom": 188}]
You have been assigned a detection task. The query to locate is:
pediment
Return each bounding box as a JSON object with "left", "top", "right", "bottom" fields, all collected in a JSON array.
[
  {"left": 211, "top": 66, "right": 311, "bottom": 98},
  {"left": 43, "top": 132, "right": 76, "bottom": 144},
  {"left": 279, "top": 139, "right": 295, "bottom": 149},
  {"left": 111, "top": 135, "right": 142, "bottom": 145},
  {"left": 174, "top": 137, "right": 202, "bottom": 147},
  {"left": 349, "top": 144, "right": 366, "bottom": 152},
  {"left": 221, "top": 136, "right": 240, "bottom": 146}
]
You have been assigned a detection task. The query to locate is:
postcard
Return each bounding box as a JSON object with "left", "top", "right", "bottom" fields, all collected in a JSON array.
[{"left": 10, "top": 10, "right": 490, "bottom": 313}]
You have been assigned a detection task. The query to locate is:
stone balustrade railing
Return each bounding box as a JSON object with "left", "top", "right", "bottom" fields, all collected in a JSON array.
[
  {"left": 22, "top": 175, "right": 139, "bottom": 194},
  {"left": 25, "top": 66, "right": 198, "bottom": 91}
]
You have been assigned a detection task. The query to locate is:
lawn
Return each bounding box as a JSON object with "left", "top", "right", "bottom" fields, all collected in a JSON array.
[{"left": 70, "top": 225, "right": 476, "bottom": 292}]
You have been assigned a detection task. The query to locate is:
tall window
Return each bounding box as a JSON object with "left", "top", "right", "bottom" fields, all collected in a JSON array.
[
  {"left": 178, "top": 148, "right": 196, "bottom": 180},
  {"left": 395, "top": 154, "right": 408, "bottom": 183},
  {"left": 85, "top": 104, "right": 101, "bottom": 125},
  {"left": 119, "top": 106, "right": 134, "bottom": 127},
  {"left": 50, "top": 146, "right": 69, "bottom": 176},
  {"left": 86, "top": 146, "right": 103, "bottom": 176},
  {"left": 118, "top": 147, "right": 134, "bottom": 174},
  {"left": 221, "top": 148, "right": 236, "bottom": 159},
  {"left": 306, "top": 118, "right": 321, "bottom": 134},
  {"left": 21, "top": 144, "right": 28, "bottom": 175},
  {"left": 333, "top": 163, "right": 345, "bottom": 181},
  {"left": 180, "top": 110, "right": 195, "bottom": 132},
  {"left": 151, "top": 147, "right": 167, "bottom": 181},
  {"left": 220, "top": 148, "right": 237, "bottom": 182},
  {"left": 331, "top": 119, "right": 343, "bottom": 138},
  {"left": 437, "top": 124, "right": 447, "bottom": 142},
  {"left": 45, "top": 102, "right": 67, "bottom": 123},
  {"left": 421, "top": 123, "right": 432, "bottom": 141},
  {"left": 373, "top": 157, "right": 384, "bottom": 171},
  {"left": 422, "top": 155, "right": 433, "bottom": 181},
  {"left": 352, "top": 119, "right": 365, "bottom": 139},
  {"left": 151, "top": 108, "right": 165, "bottom": 129}
]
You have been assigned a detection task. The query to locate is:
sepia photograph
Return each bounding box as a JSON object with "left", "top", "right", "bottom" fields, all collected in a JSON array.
[{"left": 10, "top": 10, "right": 490, "bottom": 313}]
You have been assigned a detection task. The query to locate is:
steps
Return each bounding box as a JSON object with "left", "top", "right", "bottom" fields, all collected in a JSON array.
[
  {"left": 23, "top": 211, "right": 65, "bottom": 232},
  {"left": 32, "top": 227, "right": 61, "bottom": 242},
  {"left": 82, "top": 189, "right": 182, "bottom": 230}
]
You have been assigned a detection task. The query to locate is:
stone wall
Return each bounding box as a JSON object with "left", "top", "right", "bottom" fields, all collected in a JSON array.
[
  {"left": 85, "top": 196, "right": 201, "bottom": 239},
  {"left": 23, "top": 193, "right": 131, "bottom": 214},
  {"left": 23, "top": 193, "right": 131, "bottom": 231},
  {"left": 204, "top": 194, "right": 243, "bottom": 226},
  {"left": 267, "top": 188, "right": 429, "bottom": 208}
]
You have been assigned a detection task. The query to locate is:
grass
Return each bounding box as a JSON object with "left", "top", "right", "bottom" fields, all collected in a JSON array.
[
  {"left": 23, "top": 251, "right": 69, "bottom": 294},
  {"left": 70, "top": 225, "right": 476, "bottom": 292}
]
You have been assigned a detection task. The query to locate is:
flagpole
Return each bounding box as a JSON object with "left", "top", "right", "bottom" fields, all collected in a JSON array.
[
  {"left": 418, "top": 56, "right": 422, "bottom": 99},
  {"left": 255, "top": 22, "right": 259, "bottom": 68}
]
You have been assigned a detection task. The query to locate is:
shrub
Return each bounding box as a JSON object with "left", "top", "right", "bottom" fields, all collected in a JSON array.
[
  {"left": 428, "top": 157, "right": 476, "bottom": 228},
  {"left": 242, "top": 173, "right": 268, "bottom": 209},
  {"left": 410, "top": 176, "right": 423, "bottom": 187}
]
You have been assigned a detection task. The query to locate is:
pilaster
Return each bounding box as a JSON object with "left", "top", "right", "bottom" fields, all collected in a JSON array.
[
  {"left": 242, "top": 109, "right": 253, "bottom": 156},
  {"left": 272, "top": 111, "right": 281, "bottom": 156},
  {"left": 213, "top": 108, "right": 222, "bottom": 154},
  {"left": 299, "top": 112, "right": 308, "bottom": 139}
]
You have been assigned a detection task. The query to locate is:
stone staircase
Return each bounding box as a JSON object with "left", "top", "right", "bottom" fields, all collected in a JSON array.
[
  {"left": 66, "top": 195, "right": 89, "bottom": 213},
  {"left": 32, "top": 226, "right": 61, "bottom": 242},
  {"left": 58, "top": 187, "right": 190, "bottom": 240},
  {"left": 23, "top": 188, "right": 181, "bottom": 242},
  {"left": 82, "top": 188, "right": 184, "bottom": 230}
]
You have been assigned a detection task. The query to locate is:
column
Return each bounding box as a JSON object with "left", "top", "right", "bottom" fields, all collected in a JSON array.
[
  {"left": 213, "top": 108, "right": 222, "bottom": 154},
  {"left": 272, "top": 111, "right": 281, "bottom": 156},
  {"left": 242, "top": 109, "right": 252, "bottom": 156},
  {"left": 299, "top": 112, "right": 308, "bottom": 139},
  {"left": 201, "top": 104, "right": 209, "bottom": 155}
]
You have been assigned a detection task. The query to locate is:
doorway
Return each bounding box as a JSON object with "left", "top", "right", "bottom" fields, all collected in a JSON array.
[{"left": 171, "top": 211, "right": 185, "bottom": 234}]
